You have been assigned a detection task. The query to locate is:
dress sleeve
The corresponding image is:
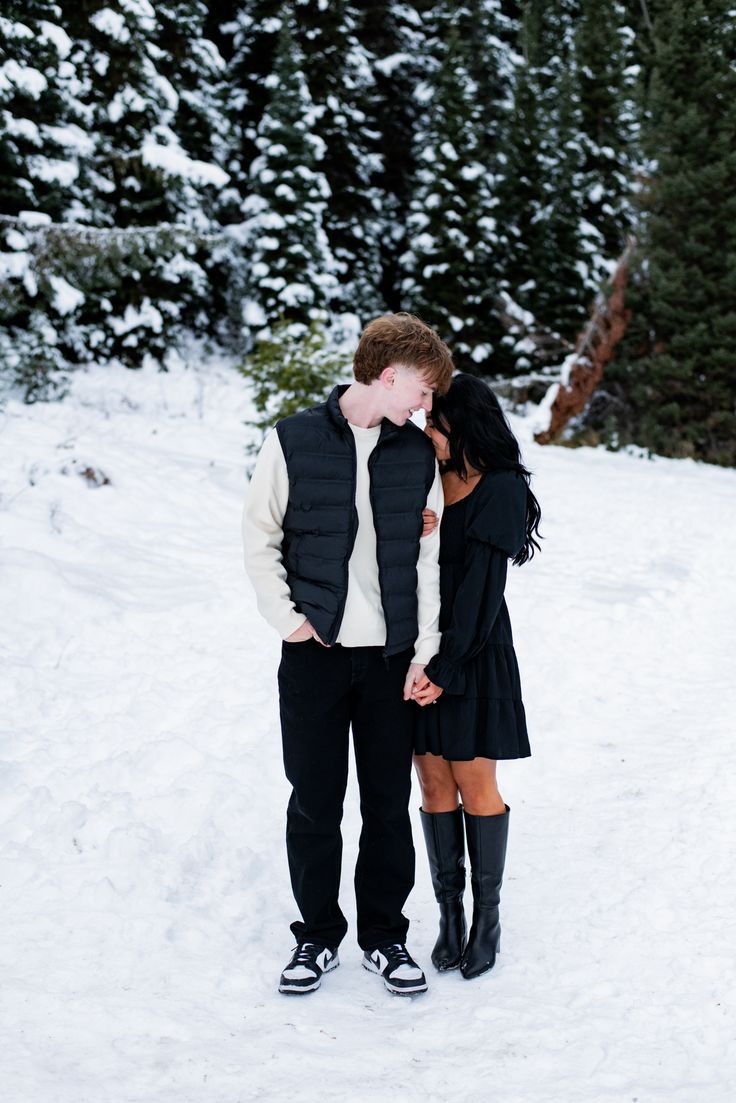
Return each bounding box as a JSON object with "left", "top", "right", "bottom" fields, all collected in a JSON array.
[
  {"left": 424, "top": 544, "right": 508, "bottom": 695},
  {"left": 424, "top": 472, "right": 527, "bottom": 696},
  {"left": 466, "top": 470, "right": 527, "bottom": 556}
]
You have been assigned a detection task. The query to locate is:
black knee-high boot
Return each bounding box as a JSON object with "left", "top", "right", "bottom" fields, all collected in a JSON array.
[
  {"left": 419, "top": 807, "right": 467, "bottom": 971},
  {"left": 460, "top": 805, "right": 509, "bottom": 980}
]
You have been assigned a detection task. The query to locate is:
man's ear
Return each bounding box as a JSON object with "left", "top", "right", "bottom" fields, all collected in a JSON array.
[{"left": 379, "top": 364, "right": 397, "bottom": 388}]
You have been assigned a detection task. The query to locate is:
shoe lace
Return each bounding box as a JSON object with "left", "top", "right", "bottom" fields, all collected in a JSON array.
[
  {"left": 293, "top": 942, "right": 320, "bottom": 966},
  {"left": 382, "top": 943, "right": 413, "bottom": 967}
]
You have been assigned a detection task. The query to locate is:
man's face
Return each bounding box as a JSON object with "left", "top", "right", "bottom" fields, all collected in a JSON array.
[{"left": 382, "top": 364, "right": 434, "bottom": 426}]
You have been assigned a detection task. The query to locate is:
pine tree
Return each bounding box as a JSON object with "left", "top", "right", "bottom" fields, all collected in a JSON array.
[
  {"left": 0, "top": 3, "right": 76, "bottom": 220},
  {"left": 497, "top": 6, "right": 591, "bottom": 356},
  {"left": 353, "top": 0, "right": 430, "bottom": 310},
  {"left": 237, "top": 11, "right": 338, "bottom": 329},
  {"left": 1, "top": 2, "right": 233, "bottom": 394},
  {"left": 402, "top": 3, "right": 509, "bottom": 371},
  {"left": 1, "top": 3, "right": 86, "bottom": 395},
  {"left": 574, "top": 0, "right": 638, "bottom": 267},
  {"left": 294, "top": 0, "right": 385, "bottom": 319},
  {"left": 602, "top": 0, "right": 736, "bottom": 464}
]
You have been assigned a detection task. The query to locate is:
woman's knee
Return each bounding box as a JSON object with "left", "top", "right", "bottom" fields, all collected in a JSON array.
[
  {"left": 452, "top": 760, "right": 505, "bottom": 815},
  {"left": 413, "top": 755, "right": 458, "bottom": 812}
]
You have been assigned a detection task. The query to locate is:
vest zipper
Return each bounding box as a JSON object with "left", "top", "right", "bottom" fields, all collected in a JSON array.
[
  {"left": 368, "top": 441, "right": 391, "bottom": 663},
  {"left": 330, "top": 428, "right": 358, "bottom": 644}
]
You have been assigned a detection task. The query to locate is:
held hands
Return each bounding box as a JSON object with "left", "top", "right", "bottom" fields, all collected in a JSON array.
[
  {"left": 403, "top": 662, "right": 444, "bottom": 706},
  {"left": 286, "top": 619, "right": 327, "bottom": 645},
  {"left": 411, "top": 673, "right": 444, "bottom": 707},
  {"left": 421, "top": 508, "right": 439, "bottom": 537}
]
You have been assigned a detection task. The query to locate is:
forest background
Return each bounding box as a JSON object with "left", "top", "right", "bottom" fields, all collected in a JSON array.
[{"left": 2, "top": 0, "right": 735, "bottom": 465}]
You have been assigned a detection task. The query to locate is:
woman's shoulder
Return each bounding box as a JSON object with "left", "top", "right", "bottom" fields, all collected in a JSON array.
[
  {"left": 471, "top": 469, "right": 527, "bottom": 508},
  {"left": 466, "top": 469, "right": 528, "bottom": 553}
]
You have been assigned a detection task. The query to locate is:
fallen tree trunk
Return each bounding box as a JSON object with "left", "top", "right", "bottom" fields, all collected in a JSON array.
[{"left": 533, "top": 238, "right": 635, "bottom": 445}]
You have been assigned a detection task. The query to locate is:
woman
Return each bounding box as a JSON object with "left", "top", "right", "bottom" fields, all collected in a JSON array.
[{"left": 412, "top": 373, "right": 541, "bottom": 980}]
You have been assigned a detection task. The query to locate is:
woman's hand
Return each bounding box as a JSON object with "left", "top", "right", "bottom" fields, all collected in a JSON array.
[
  {"left": 421, "top": 508, "right": 439, "bottom": 537},
  {"left": 411, "top": 674, "right": 444, "bottom": 707}
]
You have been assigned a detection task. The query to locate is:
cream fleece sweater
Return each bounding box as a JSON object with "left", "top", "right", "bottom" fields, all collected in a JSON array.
[{"left": 243, "top": 424, "right": 443, "bottom": 665}]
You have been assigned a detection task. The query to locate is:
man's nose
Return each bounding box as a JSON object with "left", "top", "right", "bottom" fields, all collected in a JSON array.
[{"left": 422, "top": 395, "right": 433, "bottom": 412}]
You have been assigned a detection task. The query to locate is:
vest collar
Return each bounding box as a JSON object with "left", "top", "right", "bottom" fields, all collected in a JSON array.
[{"left": 326, "top": 384, "right": 400, "bottom": 442}]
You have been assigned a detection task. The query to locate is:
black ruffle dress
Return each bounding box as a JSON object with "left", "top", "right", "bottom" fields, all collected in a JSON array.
[{"left": 414, "top": 470, "right": 531, "bottom": 762}]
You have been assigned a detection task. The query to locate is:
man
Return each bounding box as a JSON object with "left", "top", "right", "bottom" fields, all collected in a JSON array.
[{"left": 243, "top": 312, "right": 454, "bottom": 996}]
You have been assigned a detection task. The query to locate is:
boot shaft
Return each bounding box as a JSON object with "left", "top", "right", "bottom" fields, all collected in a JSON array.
[
  {"left": 463, "top": 806, "right": 509, "bottom": 909},
  {"left": 419, "top": 807, "right": 466, "bottom": 903}
]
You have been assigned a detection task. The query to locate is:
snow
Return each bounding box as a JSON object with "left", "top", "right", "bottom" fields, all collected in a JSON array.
[
  {"left": 374, "top": 52, "right": 413, "bottom": 77},
  {"left": 0, "top": 17, "right": 33, "bottom": 40},
  {"left": 28, "top": 155, "right": 78, "bottom": 186},
  {"left": 1, "top": 360, "right": 735, "bottom": 1102},
  {"left": 43, "top": 124, "right": 96, "bottom": 157},
  {"left": 39, "top": 20, "right": 73, "bottom": 58},
  {"left": 49, "top": 275, "right": 85, "bottom": 315},
  {"left": 108, "top": 87, "right": 148, "bottom": 123},
  {"left": 4, "top": 229, "right": 28, "bottom": 251},
  {"left": 242, "top": 300, "right": 267, "bottom": 327},
  {"left": 109, "top": 301, "right": 164, "bottom": 336},
  {"left": 4, "top": 115, "right": 41, "bottom": 141},
  {"left": 141, "top": 140, "right": 229, "bottom": 188},
  {"left": 90, "top": 9, "right": 131, "bottom": 44},
  {"left": 0, "top": 59, "right": 48, "bottom": 98},
  {"left": 0, "top": 251, "right": 29, "bottom": 279},
  {"left": 279, "top": 281, "right": 313, "bottom": 307}
]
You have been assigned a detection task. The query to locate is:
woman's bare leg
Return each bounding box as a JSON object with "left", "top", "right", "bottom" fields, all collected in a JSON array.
[
  {"left": 451, "top": 758, "right": 506, "bottom": 816},
  {"left": 413, "top": 752, "right": 459, "bottom": 812}
]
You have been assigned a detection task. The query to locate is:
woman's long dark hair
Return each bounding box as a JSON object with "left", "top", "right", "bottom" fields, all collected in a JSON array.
[{"left": 431, "top": 373, "right": 542, "bottom": 565}]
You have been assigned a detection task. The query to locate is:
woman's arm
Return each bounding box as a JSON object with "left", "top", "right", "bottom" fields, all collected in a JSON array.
[{"left": 423, "top": 542, "right": 509, "bottom": 696}]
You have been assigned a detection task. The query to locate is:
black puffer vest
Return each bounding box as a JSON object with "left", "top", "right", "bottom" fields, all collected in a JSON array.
[{"left": 276, "top": 385, "right": 436, "bottom": 654}]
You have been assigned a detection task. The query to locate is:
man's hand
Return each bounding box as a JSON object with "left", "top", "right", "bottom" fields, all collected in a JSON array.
[
  {"left": 421, "top": 508, "right": 439, "bottom": 537},
  {"left": 403, "top": 661, "right": 428, "bottom": 701},
  {"left": 286, "top": 619, "right": 326, "bottom": 645},
  {"left": 411, "top": 674, "right": 444, "bottom": 707}
]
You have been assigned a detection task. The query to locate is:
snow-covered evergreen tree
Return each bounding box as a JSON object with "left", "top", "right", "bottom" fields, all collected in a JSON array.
[
  {"left": 496, "top": 1, "right": 608, "bottom": 365},
  {"left": 353, "top": 0, "right": 429, "bottom": 311},
  {"left": 235, "top": 10, "right": 338, "bottom": 331},
  {"left": 603, "top": 0, "right": 736, "bottom": 465},
  {"left": 295, "top": 0, "right": 385, "bottom": 320},
  {"left": 1, "top": 1, "right": 232, "bottom": 395},
  {"left": 0, "top": 4, "right": 77, "bottom": 219},
  {"left": 574, "top": 0, "right": 638, "bottom": 269},
  {"left": 402, "top": 2, "right": 509, "bottom": 371},
  {"left": 1, "top": 4, "right": 86, "bottom": 395}
]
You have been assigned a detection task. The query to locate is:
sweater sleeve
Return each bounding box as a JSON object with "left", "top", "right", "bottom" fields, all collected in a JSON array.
[
  {"left": 242, "top": 429, "right": 308, "bottom": 640},
  {"left": 424, "top": 472, "right": 527, "bottom": 695},
  {"left": 412, "top": 462, "right": 444, "bottom": 665}
]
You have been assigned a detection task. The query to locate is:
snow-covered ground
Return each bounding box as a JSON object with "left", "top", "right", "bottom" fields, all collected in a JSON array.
[{"left": 1, "top": 360, "right": 735, "bottom": 1103}]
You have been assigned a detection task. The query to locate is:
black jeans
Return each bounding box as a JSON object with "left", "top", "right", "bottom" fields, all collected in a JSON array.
[{"left": 278, "top": 640, "right": 415, "bottom": 951}]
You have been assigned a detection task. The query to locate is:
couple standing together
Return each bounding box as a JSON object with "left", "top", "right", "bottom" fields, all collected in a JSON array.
[{"left": 243, "top": 313, "right": 541, "bottom": 997}]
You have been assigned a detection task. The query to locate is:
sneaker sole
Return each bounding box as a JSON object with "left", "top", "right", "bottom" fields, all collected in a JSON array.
[
  {"left": 279, "top": 954, "right": 339, "bottom": 995},
  {"left": 362, "top": 957, "right": 428, "bottom": 996}
]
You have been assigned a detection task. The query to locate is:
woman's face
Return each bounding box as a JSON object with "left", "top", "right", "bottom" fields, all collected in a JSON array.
[{"left": 424, "top": 414, "right": 451, "bottom": 462}]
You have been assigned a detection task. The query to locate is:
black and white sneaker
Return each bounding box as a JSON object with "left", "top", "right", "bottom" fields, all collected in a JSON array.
[
  {"left": 278, "top": 942, "right": 339, "bottom": 995},
  {"left": 362, "top": 943, "right": 428, "bottom": 996}
]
